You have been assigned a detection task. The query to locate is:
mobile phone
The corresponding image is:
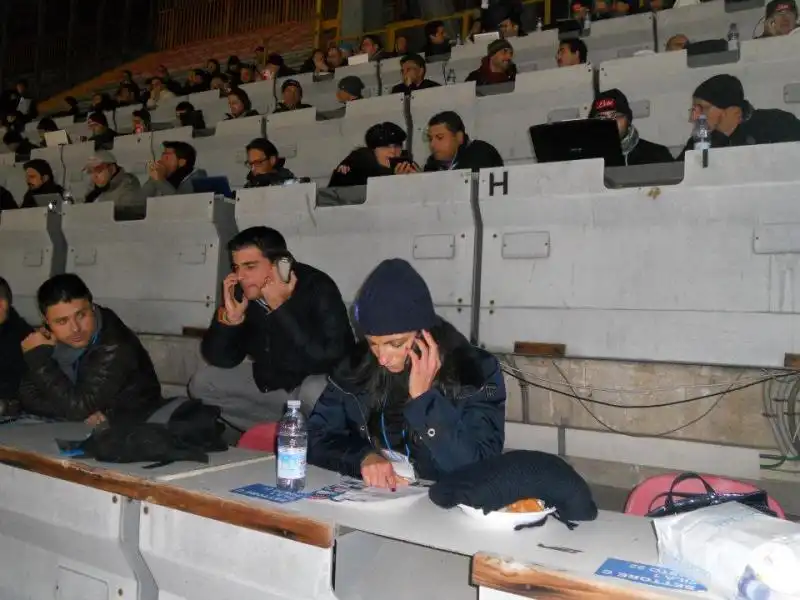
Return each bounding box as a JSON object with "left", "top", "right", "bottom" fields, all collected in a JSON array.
[
  {"left": 275, "top": 255, "right": 294, "bottom": 284},
  {"left": 389, "top": 155, "right": 415, "bottom": 170},
  {"left": 233, "top": 282, "right": 245, "bottom": 302}
]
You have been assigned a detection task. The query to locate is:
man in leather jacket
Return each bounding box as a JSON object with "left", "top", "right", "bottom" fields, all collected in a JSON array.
[{"left": 19, "top": 274, "right": 163, "bottom": 424}]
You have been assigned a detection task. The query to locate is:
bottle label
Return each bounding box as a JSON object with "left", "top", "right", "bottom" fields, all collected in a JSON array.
[{"left": 277, "top": 447, "right": 307, "bottom": 480}]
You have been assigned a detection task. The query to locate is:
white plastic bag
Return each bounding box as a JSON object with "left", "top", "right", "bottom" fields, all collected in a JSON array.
[{"left": 654, "top": 503, "right": 800, "bottom": 600}]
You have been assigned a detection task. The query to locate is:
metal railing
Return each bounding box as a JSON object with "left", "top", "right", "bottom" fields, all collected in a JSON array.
[{"left": 154, "top": 0, "right": 318, "bottom": 50}]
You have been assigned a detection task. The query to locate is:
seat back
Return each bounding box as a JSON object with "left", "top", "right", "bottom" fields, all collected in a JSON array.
[
  {"left": 237, "top": 422, "right": 279, "bottom": 453},
  {"left": 624, "top": 473, "right": 787, "bottom": 518}
]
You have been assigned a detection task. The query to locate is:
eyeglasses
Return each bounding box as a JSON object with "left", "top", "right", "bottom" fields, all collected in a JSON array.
[{"left": 245, "top": 157, "right": 269, "bottom": 168}]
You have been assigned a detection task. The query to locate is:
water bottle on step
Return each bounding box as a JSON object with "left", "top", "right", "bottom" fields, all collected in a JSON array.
[{"left": 277, "top": 399, "right": 307, "bottom": 492}]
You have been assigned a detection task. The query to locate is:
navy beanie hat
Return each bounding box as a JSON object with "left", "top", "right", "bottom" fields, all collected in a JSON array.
[{"left": 354, "top": 259, "right": 437, "bottom": 336}]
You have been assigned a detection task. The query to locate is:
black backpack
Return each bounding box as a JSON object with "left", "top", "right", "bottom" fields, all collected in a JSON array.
[{"left": 78, "top": 399, "right": 228, "bottom": 468}]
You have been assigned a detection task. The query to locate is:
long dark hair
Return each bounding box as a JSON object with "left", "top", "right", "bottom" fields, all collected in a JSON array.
[{"left": 340, "top": 317, "right": 484, "bottom": 449}]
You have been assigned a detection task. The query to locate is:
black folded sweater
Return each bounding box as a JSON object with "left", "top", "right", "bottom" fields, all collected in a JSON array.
[{"left": 429, "top": 450, "right": 598, "bottom": 522}]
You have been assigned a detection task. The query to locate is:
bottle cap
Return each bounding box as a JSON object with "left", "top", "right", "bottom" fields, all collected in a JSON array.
[{"left": 287, "top": 400, "right": 301, "bottom": 409}]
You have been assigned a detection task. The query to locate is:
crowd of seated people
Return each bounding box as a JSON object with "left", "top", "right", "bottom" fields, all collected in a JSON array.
[
  {"left": 0, "top": 223, "right": 507, "bottom": 486},
  {"left": 0, "top": 0, "right": 798, "bottom": 214}
]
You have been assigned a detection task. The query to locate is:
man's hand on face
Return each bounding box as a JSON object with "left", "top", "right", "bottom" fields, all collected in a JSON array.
[
  {"left": 21, "top": 328, "right": 56, "bottom": 353},
  {"left": 260, "top": 268, "right": 298, "bottom": 311},
  {"left": 148, "top": 160, "right": 168, "bottom": 181}
]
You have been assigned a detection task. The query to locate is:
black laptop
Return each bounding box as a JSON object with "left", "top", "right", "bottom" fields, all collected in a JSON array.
[{"left": 529, "top": 119, "right": 625, "bottom": 167}]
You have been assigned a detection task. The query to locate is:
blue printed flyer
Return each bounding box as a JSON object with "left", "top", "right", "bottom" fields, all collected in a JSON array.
[
  {"left": 230, "top": 484, "right": 308, "bottom": 504},
  {"left": 595, "top": 558, "right": 707, "bottom": 593}
]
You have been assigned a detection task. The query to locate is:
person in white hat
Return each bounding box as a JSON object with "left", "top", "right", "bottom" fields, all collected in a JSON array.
[{"left": 84, "top": 151, "right": 145, "bottom": 216}]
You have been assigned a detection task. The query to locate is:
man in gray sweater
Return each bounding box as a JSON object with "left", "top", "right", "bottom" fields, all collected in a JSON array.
[{"left": 140, "top": 141, "right": 207, "bottom": 197}]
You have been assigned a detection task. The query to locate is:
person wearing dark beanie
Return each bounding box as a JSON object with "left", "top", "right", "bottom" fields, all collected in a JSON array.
[
  {"left": 677, "top": 74, "right": 800, "bottom": 161},
  {"left": 465, "top": 38, "right": 517, "bottom": 86},
  {"left": 589, "top": 88, "right": 673, "bottom": 165},
  {"left": 328, "top": 122, "right": 417, "bottom": 187},
  {"left": 307, "top": 259, "right": 506, "bottom": 488}
]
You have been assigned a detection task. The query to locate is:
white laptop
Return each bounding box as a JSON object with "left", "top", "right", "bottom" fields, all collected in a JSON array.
[{"left": 44, "top": 130, "right": 70, "bottom": 147}]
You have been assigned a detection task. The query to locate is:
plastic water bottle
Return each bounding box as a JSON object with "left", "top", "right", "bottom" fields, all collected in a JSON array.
[
  {"left": 583, "top": 13, "right": 592, "bottom": 35},
  {"left": 692, "top": 114, "right": 710, "bottom": 152},
  {"left": 277, "top": 399, "right": 307, "bottom": 492},
  {"left": 727, "top": 23, "right": 739, "bottom": 51},
  {"left": 536, "top": 17, "right": 543, "bottom": 32},
  {"left": 446, "top": 69, "right": 457, "bottom": 85}
]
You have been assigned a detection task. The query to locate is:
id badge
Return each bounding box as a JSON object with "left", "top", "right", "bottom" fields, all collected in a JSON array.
[{"left": 380, "top": 450, "right": 416, "bottom": 482}]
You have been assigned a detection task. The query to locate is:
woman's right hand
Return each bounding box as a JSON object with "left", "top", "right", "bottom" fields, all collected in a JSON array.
[
  {"left": 361, "top": 453, "right": 400, "bottom": 489},
  {"left": 222, "top": 273, "right": 248, "bottom": 324}
]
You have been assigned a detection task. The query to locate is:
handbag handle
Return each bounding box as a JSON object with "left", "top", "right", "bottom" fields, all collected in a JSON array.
[{"left": 648, "top": 472, "right": 717, "bottom": 513}]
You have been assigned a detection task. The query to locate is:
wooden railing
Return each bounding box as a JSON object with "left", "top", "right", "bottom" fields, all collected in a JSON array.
[{"left": 154, "top": 0, "right": 318, "bottom": 50}]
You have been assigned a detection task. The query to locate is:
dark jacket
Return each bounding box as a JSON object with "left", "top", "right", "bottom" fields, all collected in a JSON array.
[
  {"left": 200, "top": 262, "right": 354, "bottom": 392},
  {"left": 21, "top": 180, "right": 64, "bottom": 209},
  {"left": 626, "top": 138, "right": 674, "bottom": 166},
  {"left": 677, "top": 108, "right": 800, "bottom": 161},
  {"left": 13, "top": 138, "right": 38, "bottom": 163},
  {"left": 424, "top": 138, "right": 504, "bottom": 172},
  {"left": 244, "top": 165, "right": 297, "bottom": 188},
  {"left": 18, "top": 306, "right": 163, "bottom": 422},
  {"left": 307, "top": 322, "right": 506, "bottom": 481},
  {"left": 0, "top": 308, "right": 33, "bottom": 400},
  {"left": 90, "top": 128, "right": 117, "bottom": 151},
  {"left": 465, "top": 57, "right": 517, "bottom": 86},
  {"left": 391, "top": 79, "right": 441, "bottom": 95},
  {"left": 273, "top": 102, "right": 313, "bottom": 114},
  {"left": 328, "top": 147, "right": 393, "bottom": 188},
  {"left": 0, "top": 186, "right": 17, "bottom": 211}
]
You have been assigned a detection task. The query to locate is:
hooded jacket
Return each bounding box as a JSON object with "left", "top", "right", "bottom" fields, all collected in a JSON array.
[
  {"left": 0, "top": 308, "right": 33, "bottom": 400},
  {"left": 328, "top": 147, "right": 395, "bottom": 188},
  {"left": 307, "top": 320, "right": 506, "bottom": 481},
  {"left": 200, "top": 262, "right": 354, "bottom": 393},
  {"left": 19, "top": 306, "right": 163, "bottom": 422},
  {"left": 465, "top": 57, "right": 517, "bottom": 86},
  {"left": 677, "top": 107, "right": 800, "bottom": 161},
  {"left": 424, "top": 137, "right": 504, "bottom": 172}
]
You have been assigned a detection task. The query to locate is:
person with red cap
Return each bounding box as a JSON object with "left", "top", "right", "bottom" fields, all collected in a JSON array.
[
  {"left": 678, "top": 74, "right": 800, "bottom": 160},
  {"left": 589, "top": 89, "right": 673, "bottom": 165},
  {"left": 307, "top": 259, "right": 505, "bottom": 488}
]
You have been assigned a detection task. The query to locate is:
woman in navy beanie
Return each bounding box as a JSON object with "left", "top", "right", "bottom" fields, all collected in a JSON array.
[{"left": 307, "top": 259, "right": 505, "bottom": 488}]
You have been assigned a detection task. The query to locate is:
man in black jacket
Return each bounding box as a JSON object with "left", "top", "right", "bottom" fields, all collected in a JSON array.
[
  {"left": 678, "top": 74, "right": 800, "bottom": 161},
  {"left": 0, "top": 277, "right": 32, "bottom": 410},
  {"left": 190, "top": 227, "right": 354, "bottom": 430},
  {"left": 18, "top": 274, "right": 163, "bottom": 424},
  {"left": 391, "top": 54, "right": 441, "bottom": 95},
  {"left": 423, "top": 111, "right": 504, "bottom": 172},
  {"left": 589, "top": 89, "right": 673, "bottom": 166}
]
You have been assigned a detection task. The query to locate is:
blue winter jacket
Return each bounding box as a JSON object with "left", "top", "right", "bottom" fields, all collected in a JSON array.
[{"left": 307, "top": 332, "right": 506, "bottom": 481}]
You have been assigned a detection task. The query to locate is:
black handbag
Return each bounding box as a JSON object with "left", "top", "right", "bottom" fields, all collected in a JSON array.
[{"left": 646, "top": 472, "right": 777, "bottom": 518}]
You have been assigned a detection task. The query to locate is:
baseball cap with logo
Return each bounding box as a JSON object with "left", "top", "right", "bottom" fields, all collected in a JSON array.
[
  {"left": 766, "top": 0, "right": 798, "bottom": 17},
  {"left": 589, "top": 89, "right": 633, "bottom": 121},
  {"left": 84, "top": 151, "right": 117, "bottom": 171}
]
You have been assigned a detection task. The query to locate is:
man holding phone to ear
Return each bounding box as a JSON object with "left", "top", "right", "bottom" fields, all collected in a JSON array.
[{"left": 190, "top": 226, "right": 354, "bottom": 435}]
